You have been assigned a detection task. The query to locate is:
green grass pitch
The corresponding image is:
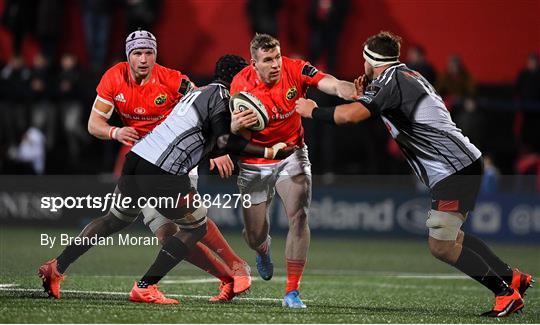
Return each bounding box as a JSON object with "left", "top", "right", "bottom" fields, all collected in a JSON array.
[{"left": 0, "top": 228, "right": 538, "bottom": 323}]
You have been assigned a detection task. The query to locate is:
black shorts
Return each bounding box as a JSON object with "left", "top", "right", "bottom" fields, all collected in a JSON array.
[
  {"left": 118, "top": 152, "right": 194, "bottom": 220},
  {"left": 430, "top": 158, "right": 483, "bottom": 215}
]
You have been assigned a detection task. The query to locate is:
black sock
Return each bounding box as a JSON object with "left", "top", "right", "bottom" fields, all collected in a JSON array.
[
  {"left": 56, "top": 244, "right": 93, "bottom": 274},
  {"left": 138, "top": 236, "right": 190, "bottom": 287},
  {"left": 454, "top": 246, "right": 510, "bottom": 295},
  {"left": 462, "top": 233, "right": 513, "bottom": 284}
]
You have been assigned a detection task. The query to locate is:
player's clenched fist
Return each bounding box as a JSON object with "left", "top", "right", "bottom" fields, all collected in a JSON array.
[
  {"left": 354, "top": 74, "right": 369, "bottom": 95},
  {"left": 294, "top": 98, "right": 318, "bottom": 119}
]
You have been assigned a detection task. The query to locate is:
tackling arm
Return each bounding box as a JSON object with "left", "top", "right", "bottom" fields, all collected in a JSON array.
[{"left": 295, "top": 98, "right": 372, "bottom": 125}]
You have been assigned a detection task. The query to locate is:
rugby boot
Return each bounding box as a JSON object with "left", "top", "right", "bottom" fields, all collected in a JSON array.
[
  {"left": 511, "top": 268, "right": 534, "bottom": 297},
  {"left": 231, "top": 261, "right": 252, "bottom": 294},
  {"left": 209, "top": 281, "right": 235, "bottom": 302},
  {"left": 256, "top": 237, "right": 273, "bottom": 281},
  {"left": 481, "top": 288, "right": 523, "bottom": 317},
  {"left": 38, "top": 259, "right": 64, "bottom": 299},
  {"left": 129, "top": 282, "right": 179, "bottom": 304},
  {"left": 282, "top": 290, "right": 307, "bottom": 309}
]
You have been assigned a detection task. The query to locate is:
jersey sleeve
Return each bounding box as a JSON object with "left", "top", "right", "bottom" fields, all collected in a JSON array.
[
  {"left": 357, "top": 73, "right": 400, "bottom": 117},
  {"left": 95, "top": 68, "right": 116, "bottom": 106},
  {"left": 208, "top": 87, "right": 231, "bottom": 136},
  {"left": 163, "top": 67, "right": 194, "bottom": 101},
  {"left": 294, "top": 59, "right": 326, "bottom": 87},
  {"left": 94, "top": 68, "right": 116, "bottom": 118}
]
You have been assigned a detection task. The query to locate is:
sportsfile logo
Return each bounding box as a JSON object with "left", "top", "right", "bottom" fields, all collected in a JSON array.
[{"left": 40, "top": 193, "right": 252, "bottom": 212}]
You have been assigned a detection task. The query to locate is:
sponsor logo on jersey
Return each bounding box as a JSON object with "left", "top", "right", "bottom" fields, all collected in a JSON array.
[
  {"left": 134, "top": 107, "right": 146, "bottom": 115},
  {"left": 286, "top": 87, "right": 297, "bottom": 100},
  {"left": 120, "top": 112, "right": 164, "bottom": 120},
  {"left": 302, "top": 64, "right": 318, "bottom": 77},
  {"left": 359, "top": 95, "right": 372, "bottom": 104},
  {"left": 271, "top": 107, "right": 295, "bottom": 121},
  {"left": 154, "top": 94, "right": 167, "bottom": 105},
  {"left": 364, "top": 85, "right": 381, "bottom": 97},
  {"left": 115, "top": 93, "right": 126, "bottom": 103}
]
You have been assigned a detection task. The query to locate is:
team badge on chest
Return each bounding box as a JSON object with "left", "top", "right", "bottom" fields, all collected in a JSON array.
[
  {"left": 286, "top": 87, "right": 297, "bottom": 100},
  {"left": 154, "top": 94, "right": 167, "bottom": 105}
]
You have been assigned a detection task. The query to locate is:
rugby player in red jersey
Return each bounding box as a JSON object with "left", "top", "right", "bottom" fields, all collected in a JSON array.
[
  {"left": 38, "top": 30, "right": 251, "bottom": 302},
  {"left": 230, "top": 33, "right": 359, "bottom": 308}
]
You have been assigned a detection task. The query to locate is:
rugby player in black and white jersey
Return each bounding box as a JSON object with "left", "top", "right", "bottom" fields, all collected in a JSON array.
[
  {"left": 49, "top": 55, "right": 296, "bottom": 305},
  {"left": 295, "top": 31, "right": 533, "bottom": 317}
]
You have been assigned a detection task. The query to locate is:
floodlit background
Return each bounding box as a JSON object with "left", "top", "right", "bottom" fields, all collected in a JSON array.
[{"left": 0, "top": 0, "right": 539, "bottom": 323}]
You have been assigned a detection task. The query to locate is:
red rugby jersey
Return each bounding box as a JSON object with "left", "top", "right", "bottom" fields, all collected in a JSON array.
[
  {"left": 230, "top": 56, "right": 325, "bottom": 164},
  {"left": 96, "top": 62, "right": 192, "bottom": 137}
]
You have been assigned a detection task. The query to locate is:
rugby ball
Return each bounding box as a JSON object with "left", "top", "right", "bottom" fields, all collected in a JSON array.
[{"left": 229, "top": 91, "right": 269, "bottom": 131}]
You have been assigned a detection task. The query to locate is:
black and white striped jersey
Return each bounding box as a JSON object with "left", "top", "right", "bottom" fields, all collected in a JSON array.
[
  {"left": 132, "top": 83, "right": 230, "bottom": 175},
  {"left": 358, "top": 63, "right": 482, "bottom": 188}
]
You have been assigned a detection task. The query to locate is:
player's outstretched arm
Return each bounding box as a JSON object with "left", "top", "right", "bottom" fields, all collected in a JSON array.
[
  {"left": 295, "top": 98, "right": 371, "bottom": 125},
  {"left": 316, "top": 75, "right": 359, "bottom": 100}
]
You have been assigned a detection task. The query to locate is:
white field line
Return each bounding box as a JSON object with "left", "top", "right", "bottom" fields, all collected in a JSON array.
[
  {"left": 0, "top": 287, "right": 294, "bottom": 302},
  {"left": 0, "top": 284, "right": 18, "bottom": 288}
]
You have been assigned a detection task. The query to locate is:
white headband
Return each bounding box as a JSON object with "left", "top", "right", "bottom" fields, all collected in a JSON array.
[{"left": 363, "top": 45, "right": 399, "bottom": 67}]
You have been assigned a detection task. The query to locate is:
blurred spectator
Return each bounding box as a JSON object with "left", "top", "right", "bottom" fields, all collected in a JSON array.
[
  {"left": 1, "top": 0, "right": 36, "bottom": 55},
  {"left": 0, "top": 55, "right": 31, "bottom": 148},
  {"left": 124, "top": 0, "right": 162, "bottom": 33},
  {"left": 515, "top": 53, "right": 540, "bottom": 153},
  {"left": 406, "top": 45, "right": 437, "bottom": 84},
  {"left": 55, "top": 53, "right": 88, "bottom": 163},
  {"left": 516, "top": 53, "right": 540, "bottom": 101},
  {"left": 35, "top": 0, "right": 64, "bottom": 62},
  {"left": 307, "top": 0, "right": 350, "bottom": 74},
  {"left": 436, "top": 55, "right": 475, "bottom": 110},
  {"left": 6, "top": 127, "right": 46, "bottom": 174},
  {"left": 80, "top": 0, "right": 112, "bottom": 69},
  {"left": 480, "top": 154, "right": 500, "bottom": 194},
  {"left": 28, "top": 52, "right": 56, "bottom": 151},
  {"left": 246, "top": 0, "right": 282, "bottom": 37}
]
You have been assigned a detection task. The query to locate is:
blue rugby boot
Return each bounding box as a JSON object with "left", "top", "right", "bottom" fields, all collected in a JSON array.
[
  {"left": 282, "top": 290, "right": 307, "bottom": 309},
  {"left": 255, "top": 237, "right": 273, "bottom": 280}
]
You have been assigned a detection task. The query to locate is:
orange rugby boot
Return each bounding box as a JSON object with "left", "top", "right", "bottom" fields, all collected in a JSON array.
[
  {"left": 511, "top": 268, "right": 534, "bottom": 297},
  {"left": 129, "top": 282, "right": 179, "bottom": 304},
  {"left": 38, "top": 259, "right": 65, "bottom": 299},
  {"left": 209, "top": 281, "right": 235, "bottom": 302},
  {"left": 481, "top": 288, "right": 524, "bottom": 317},
  {"left": 231, "top": 261, "right": 251, "bottom": 294}
]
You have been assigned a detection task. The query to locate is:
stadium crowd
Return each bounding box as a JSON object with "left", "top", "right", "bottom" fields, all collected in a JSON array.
[{"left": 0, "top": 0, "right": 539, "bottom": 192}]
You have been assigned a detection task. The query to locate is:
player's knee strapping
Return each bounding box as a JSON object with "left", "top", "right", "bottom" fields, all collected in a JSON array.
[
  {"left": 171, "top": 206, "right": 208, "bottom": 230},
  {"left": 425, "top": 209, "right": 464, "bottom": 241},
  {"left": 110, "top": 205, "right": 139, "bottom": 223}
]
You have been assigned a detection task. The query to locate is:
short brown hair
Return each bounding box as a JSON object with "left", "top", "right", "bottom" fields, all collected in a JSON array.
[
  {"left": 364, "top": 31, "right": 402, "bottom": 58},
  {"left": 250, "top": 33, "right": 280, "bottom": 58}
]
